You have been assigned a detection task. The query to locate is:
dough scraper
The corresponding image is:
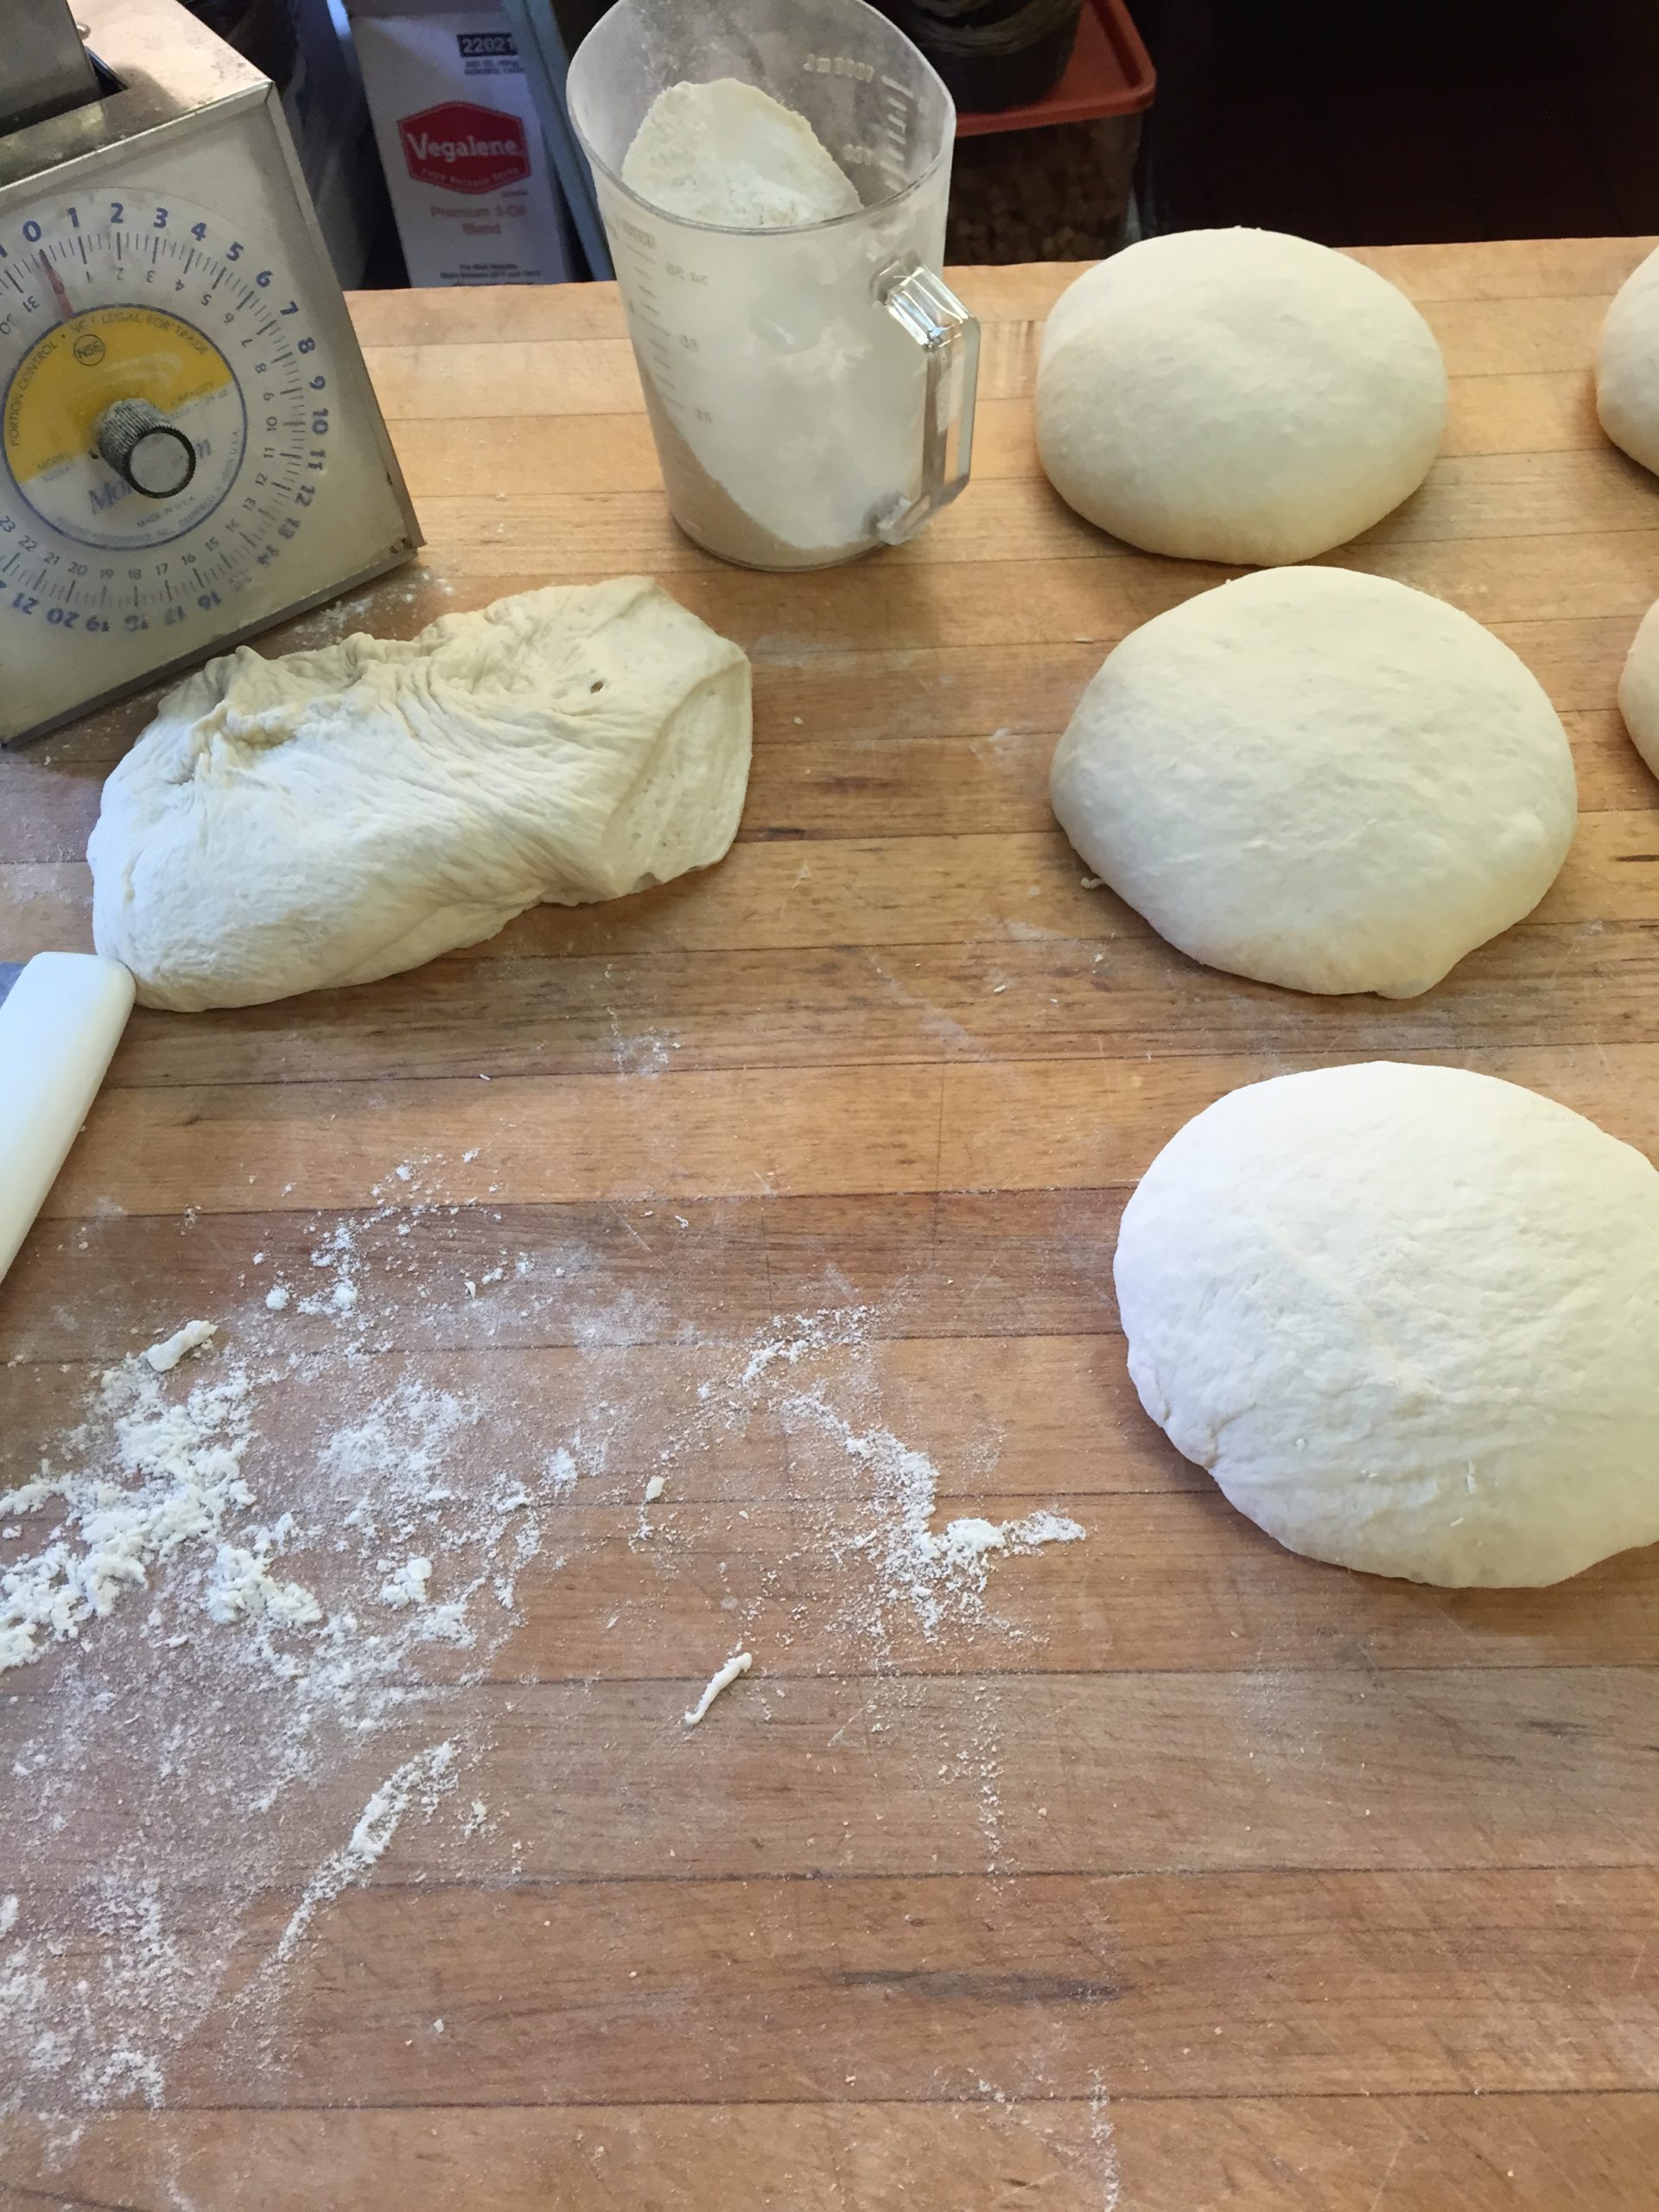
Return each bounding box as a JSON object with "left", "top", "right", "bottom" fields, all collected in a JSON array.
[{"left": 0, "top": 953, "right": 134, "bottom": 1287}]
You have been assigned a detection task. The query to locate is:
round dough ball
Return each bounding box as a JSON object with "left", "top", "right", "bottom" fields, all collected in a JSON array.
[
  {"left": 1618, "top": 596, "right": 1659, "bottom": 779},
  {"left": 1050, "top": 566, "right": 1576, "bottom": 998},
  {"left": 1035, "top": 228, "right": 1447, "bottom": 564},
  {"left": 1115, "top": 1062, "right": 1659, "bottom": 1587},
  {"left": 1597, "top": 244, "right": 1659, "bottom": 474}
]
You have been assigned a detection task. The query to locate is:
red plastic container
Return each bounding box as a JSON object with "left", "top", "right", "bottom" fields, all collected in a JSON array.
[
  {"left": 956, "top": 0, "right": 1154, "bottom": 136},
  {"left": 946, "top": 0, "right": 1155, "bottom": 262}
]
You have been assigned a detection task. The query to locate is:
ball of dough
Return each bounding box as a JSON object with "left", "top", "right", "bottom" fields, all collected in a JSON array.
[
  {"left": 89, "top": 577, "right": 752, "bottom": 1011},
  {"left": 1035, "top": 228, "right": 1447, "bottom": 564},
  {"left": 1050, "top": 566, "right": 1576, "bottom": 998},
  {"left": 1618, "top": 596, "right": 1659, "bottom": 778},
  {"left": 1115, "top": 1062, "right": 1659, "bottom": 1587},
  {"left": 1597, "top": 244, "right": 1659, "bottom": 474}
]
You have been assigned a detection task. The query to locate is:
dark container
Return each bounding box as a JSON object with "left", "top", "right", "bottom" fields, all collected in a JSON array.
[
  {"left": 883, "top": 0, "right": 1087, "bottom": 114},
  {"left": 946, "top": 0, "right": 1156, "bottom": 264}
]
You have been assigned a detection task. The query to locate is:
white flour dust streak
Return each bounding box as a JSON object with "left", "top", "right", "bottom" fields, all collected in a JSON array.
[{"left": 270, "top": 1740, "right": 458, "bottom": 1969}]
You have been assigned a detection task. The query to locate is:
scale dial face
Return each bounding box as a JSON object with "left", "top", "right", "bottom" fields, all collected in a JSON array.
[
  {"left": 0, "top": 100, "right": 416, "bottom": 749},
  {"left": 0, "top": 183, "right": 336, "bottom": 652}
]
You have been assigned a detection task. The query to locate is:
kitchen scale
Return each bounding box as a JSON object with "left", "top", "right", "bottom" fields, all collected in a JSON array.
[{"left": 0, "top": 0, "right": 420, "bottom": 745}]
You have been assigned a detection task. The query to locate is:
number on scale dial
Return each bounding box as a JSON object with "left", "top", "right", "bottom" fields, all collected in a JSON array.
[{"left": 0, "top": 187, "right": 332, "bottom": 639}]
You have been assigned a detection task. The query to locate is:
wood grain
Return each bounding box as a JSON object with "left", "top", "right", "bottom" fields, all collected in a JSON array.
[
  {"left": 4, "top": 1866, "right": 1645, "bottom": 2108},
  {"left": 3, "top": 241, "right": 1658, "bottom": 2209},
  {"left": 10, "top": 1664, "right": 1659, "bottom": 1878},
  {"left": 4, "top": 2094, "right": 1658, "bottom": 2212},
  {"left": 38, "top": 1039, "right": 1659, "bottom": 1217}
]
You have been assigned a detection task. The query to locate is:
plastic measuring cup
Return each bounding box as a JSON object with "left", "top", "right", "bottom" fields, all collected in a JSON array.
[{"left": 567, "top": 0, "right": 980, "bottom": 570}]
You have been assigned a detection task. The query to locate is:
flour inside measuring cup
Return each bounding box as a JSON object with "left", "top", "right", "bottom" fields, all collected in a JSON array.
[
  {"left": 614, "top": 79, "right": 927, "bottom": 564},
  {"left": 620, "top": 79, "right": 861, "bottom": 229}
]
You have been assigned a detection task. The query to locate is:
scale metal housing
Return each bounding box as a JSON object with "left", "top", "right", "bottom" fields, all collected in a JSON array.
[{"left": 0, "top": 0, "right": 421, "bottom": 745}]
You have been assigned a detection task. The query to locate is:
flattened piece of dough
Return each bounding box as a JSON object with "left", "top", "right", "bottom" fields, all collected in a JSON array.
[{"left": 90, "top": 577, "right": 752, "bottom": 1011}]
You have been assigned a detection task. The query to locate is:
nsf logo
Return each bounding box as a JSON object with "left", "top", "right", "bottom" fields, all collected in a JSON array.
[{"left": 73, "top": 333, "right": 106, "bottom": 367}]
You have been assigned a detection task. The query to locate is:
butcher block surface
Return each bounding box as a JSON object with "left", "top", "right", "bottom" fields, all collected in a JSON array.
[{"left": 3, "top": 242, "right": 1658, "bottom": 2210}]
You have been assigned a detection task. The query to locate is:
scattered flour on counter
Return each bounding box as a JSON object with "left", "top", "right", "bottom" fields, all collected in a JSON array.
[
  {"left": 614, "top": 1298, "right": 1089, "bottom": 1660},
  {"left": 740, "top": 1304, "right": 874, "bottom": 1388},
  {"left": 270, "top": 1741, "right": 458, "bottom": 1969},
  {"left": 938, "top": 1509, "right": 1089, "bottom": 1566},
  {"left": 0, "top": 1878, "right": 213, "bottom": 2112},
  {"left": 297, "top": 1220, "right": 365, "bottom": 1322},
  {"left": 1090, "top": 2073, "right": 1124, "bottom": 2212},
  {"left": 259, "top": 580, "right": 392, "bottom": 655},
  {"left": 0, "top": 1345, "right": 296, "bottom": 1673},
  {"left": 1, "top": 1266, "right": 593, "bottom": 2113},
  {"left": 327, "top": 1380, "right": 470, "bottom": 1521},
  {"left": 781, "top": 1391, "right": 1085, "bottom": 1642},
  {"left": 3, "top": 1197, "right": 1092, "bottom": 2117}
]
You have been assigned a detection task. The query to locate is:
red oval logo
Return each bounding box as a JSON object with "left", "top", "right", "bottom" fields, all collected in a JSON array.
[{"left": 397, "top": 102, "right": 531, "bottom": 195}]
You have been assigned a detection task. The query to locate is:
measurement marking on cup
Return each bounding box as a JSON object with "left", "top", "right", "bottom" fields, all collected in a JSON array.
[{"left": 881, "top": 79, "right": 911, "bottom": 172}]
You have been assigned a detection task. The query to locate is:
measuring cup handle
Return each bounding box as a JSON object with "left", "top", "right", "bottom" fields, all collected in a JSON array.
[{"left": 872, "top": 264, "right": 981, "bottom": 547}]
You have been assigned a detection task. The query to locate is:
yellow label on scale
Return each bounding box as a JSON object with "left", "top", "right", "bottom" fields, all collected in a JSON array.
[{"left": 3, "top": 306, "right": 232, "bottom": 485}]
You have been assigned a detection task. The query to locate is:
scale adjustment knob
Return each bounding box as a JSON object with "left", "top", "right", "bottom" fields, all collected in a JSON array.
[{"left": 95, "top": 398, "right": 197, "bottom": 500}]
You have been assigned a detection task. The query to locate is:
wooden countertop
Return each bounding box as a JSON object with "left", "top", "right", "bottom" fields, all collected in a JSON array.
[{"left": 3, "top": 241, "right": 1658, "bottom": 2210}]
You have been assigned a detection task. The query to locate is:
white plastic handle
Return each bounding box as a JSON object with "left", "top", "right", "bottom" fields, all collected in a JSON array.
[
  {"left": 0, "top": 952, "right": 134, "bottom": 1286},
  {"left": 871, "top": 261, "right": 981, "bottom": 545}
]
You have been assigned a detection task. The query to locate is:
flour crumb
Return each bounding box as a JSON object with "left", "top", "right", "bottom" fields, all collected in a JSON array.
[
  {"left": 1, "top": 1354, "right": 259, "bottom": 1673},
  {"left": 0, "top": 1896, "right": 17, "bottom": 1936},
  {"left": 644, "top": 1475, "right": 666, "bottom": 1504},
  {"left": 379, "top": 1555, "right": 433, "bottom": 1609},
  {"left": 937, "top": 1516, "right": 1007, "bottom": 1561},
  {"left": 144, "top": 1319, "right": 217, "bottom": 1374},
  {"left": 206, "top": 1535, "right": 322, "bottom": 1628},
  {"left": 1001, "top": 1509, "right": 1087, "bottom": 1552},
  {"left": 264, "top": 1285, "right": 290, "bottom": 1312},
  {"left": 683, "top": 1649, "right": 752, "bottom": 1726}
]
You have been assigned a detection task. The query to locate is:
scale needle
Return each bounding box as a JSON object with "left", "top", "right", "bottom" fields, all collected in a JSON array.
[{"left": 39, "top": 254, "right": 74, "bottom": 321}]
